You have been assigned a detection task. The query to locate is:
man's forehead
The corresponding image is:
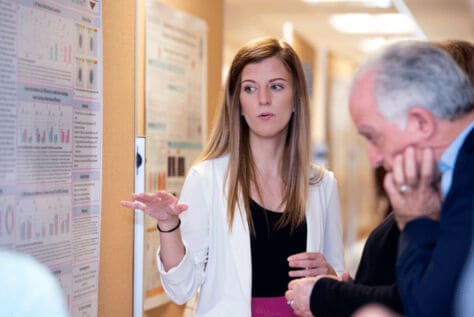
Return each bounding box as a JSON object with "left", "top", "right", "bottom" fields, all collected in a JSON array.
[{"left": 352, "top": 70, "right": 375, "bottom": 94}]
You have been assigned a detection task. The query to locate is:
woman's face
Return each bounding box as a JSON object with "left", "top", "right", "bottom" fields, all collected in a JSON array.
[{"left": 239, "top": 56, "right": 295, "bottom": 143}]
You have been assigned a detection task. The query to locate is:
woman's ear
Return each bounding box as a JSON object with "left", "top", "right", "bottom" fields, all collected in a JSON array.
[{"left": 406, "top": 107, "right": 436, "bottom": 140}]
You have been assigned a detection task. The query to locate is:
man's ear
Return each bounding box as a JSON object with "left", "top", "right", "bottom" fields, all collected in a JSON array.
[{"left": 406, "top": 107, "right": 436, "bottom": 141}]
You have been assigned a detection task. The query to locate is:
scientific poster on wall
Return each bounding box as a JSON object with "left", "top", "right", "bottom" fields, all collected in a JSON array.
[
  {"left": 144, "top": 0, "right": 207, "bottom": 310},
  {"left": 0, "top": 0, "right": 103, "bottom": 316}
]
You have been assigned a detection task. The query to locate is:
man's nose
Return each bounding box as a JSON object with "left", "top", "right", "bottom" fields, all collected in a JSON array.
[{"left": 367, "top": 144, "right": 383, "bottom": 168}]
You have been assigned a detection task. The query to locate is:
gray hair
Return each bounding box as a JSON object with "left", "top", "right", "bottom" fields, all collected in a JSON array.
[{"left": 353, "top": 40, "right": 474, "bottom": 127}]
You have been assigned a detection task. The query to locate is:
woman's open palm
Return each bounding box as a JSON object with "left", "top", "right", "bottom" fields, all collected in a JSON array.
[{"left": 120, "top": 191, "right": 188, "bottom": 223}]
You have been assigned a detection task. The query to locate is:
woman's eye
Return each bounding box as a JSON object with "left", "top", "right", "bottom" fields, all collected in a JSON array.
[
  {"left": 243, "top": 86, "right": 256, "bottom": 93},
  {"left": 270, "top": 84, "right": 284, "bottom": 91}
]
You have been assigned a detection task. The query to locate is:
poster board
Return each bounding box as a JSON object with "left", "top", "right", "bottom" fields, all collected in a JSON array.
[
  {"left": 0, "top": 0, "right": 103, "bottom": 316},
  {"left": 141, "top": 0, "right": 207, "bottom": 311}
]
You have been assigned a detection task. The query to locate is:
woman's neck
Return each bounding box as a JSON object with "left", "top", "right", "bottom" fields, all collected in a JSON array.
[{"left": 250, "top": 136, "right": 285, "bottom": 177}]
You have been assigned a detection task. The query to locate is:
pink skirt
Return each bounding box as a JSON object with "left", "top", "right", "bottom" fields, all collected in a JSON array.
[{"left": 251, "top": 296, "right": 299, "bottom": 317}]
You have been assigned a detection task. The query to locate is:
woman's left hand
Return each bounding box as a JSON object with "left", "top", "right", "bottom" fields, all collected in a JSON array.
[{"left": 287, "top": 252, "right": 336, "bottom": 278}]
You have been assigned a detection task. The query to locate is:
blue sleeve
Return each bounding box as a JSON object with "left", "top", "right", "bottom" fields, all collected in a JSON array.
[{"left": 397, "top": 203, "right": 472, "bottom": 317}]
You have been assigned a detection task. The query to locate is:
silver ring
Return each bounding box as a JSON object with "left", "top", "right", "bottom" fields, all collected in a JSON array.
[
  {"left": 287, "top": 300, "right": 294, "bottom": 306},
  {"left": 399, "top": 184, "right": 408, "bottom": 193}
]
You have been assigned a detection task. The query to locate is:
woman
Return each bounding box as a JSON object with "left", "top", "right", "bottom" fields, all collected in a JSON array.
[{"left": 121, "top": 37, "right": 344, "bottom": 316}]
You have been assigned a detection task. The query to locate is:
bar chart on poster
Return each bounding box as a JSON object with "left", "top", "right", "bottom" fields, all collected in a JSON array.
[{"left": 0, "top": 0, "right": 103, "bottom": 316}]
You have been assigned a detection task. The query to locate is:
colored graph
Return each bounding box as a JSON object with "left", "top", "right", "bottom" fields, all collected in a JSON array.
[
  {"left": 17, "top": 102, "right": 72, "bottom": 147},
  {"left": 49, "top": 42, "right": 72, "bottom": 64},
  {"left": 17, "top": 195, "right": 71, "bottom": 243},
  {"left": 20, "top": 126, "right": 70, "bottom": 144},
  {"left": 19, "top": 213, "right": 70, "bottom": 241},
  {"left": 18, "top": 6, "right": 74, "bottom": 66}
]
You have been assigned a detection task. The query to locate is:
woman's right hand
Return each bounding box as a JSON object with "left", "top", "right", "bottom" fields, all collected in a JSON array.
[
  {"left": 122, "top": 192, "right": 188, "bottom": 269},
  {"left": 120, "top": 191, "right": 188, "bottom": 227}
]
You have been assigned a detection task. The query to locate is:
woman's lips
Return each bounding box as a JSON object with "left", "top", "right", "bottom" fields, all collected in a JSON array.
[{"left": 258, "top": 112, "right": 274, "bottom": 120}]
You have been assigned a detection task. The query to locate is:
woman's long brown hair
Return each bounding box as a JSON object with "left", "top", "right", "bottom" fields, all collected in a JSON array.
[{"left": 197, "top": 37, "right": 323, "bottom": 233}]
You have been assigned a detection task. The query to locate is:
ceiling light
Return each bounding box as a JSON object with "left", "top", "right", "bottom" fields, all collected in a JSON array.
[
  {"left": 359, "top": 36, "right": 414, "bottom": 53},
  {"left": 330, "top": 13, "right": 416, "bottom": 34},
  {"left": 359, "top": 37, "right": 388, "bottom": 53},
  {"left": 302, "top": 0, "right": 392, "bottom": 8},
  {"left": 282, "top": 21, "right": 294, "bottom": 44}
]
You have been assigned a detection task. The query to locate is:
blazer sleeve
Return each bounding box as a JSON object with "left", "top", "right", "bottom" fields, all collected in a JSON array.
[
  {"left": 396, "top": 214, "right": 471, "bottom": 316},
  {"left": 310, "top": 278, "right": 403, "bottom": 317},
  {"left": 321, "top": 172, "right": 345, "bottom": 275},
  {"left": 156, "top": 166, "right": 211, "bottom": 304},
  {"left": 396, "top": 149, "right": 474, "bottom": 316}
]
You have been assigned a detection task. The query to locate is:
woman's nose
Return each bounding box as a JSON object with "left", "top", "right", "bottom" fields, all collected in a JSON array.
[{"left": 258, "top": 88, "right": 270, "bottom": 105}]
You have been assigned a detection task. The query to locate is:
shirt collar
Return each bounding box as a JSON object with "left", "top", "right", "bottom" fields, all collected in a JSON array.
[{"left": 438, "top": 120, "right": 474, "bottom": 173}]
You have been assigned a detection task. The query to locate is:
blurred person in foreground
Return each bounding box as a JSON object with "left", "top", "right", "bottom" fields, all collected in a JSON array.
[
  {"left": 352, "top": 303, "right": 401, "bottom": 317},
  {"left": 0, "top": 249, "right": 68, "bottom": 317}
]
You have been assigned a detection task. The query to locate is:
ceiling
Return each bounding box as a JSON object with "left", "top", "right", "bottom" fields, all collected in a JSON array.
[{"left": 224, "top": 0, "right": 474, "bottom": 64}]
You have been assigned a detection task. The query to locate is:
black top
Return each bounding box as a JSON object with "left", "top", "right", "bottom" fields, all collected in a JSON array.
[
  {"left": 250, "top": 199, "right": 307, "bottom": 297},
  {"left": 310, "top": 213, "right": 403, "bottom": 317}
]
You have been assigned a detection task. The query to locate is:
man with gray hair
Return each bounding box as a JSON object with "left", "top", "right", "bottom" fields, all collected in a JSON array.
[
  {"left": 285, "top": 40, "right": 474, "bottom": 317},
  {"left": 348, "top": 40, "right": 474, "bottom": 317}
]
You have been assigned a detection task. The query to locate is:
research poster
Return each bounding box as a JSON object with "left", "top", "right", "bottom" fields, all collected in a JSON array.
[
  {"left": 0, "top": 0, "right": 103, "bottom": 316},
  {"left": 144, "top": 0, "right": 207, "bottom": 310}
]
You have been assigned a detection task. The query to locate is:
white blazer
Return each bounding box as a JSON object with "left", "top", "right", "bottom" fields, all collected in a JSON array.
[{"left": 157, "top": 155, "right": 344, "bottom": 317}]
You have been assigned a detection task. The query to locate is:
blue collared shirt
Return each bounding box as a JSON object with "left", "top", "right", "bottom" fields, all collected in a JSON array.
[{"left": 438, "top": 120, "right": 474, "bottom": 196}]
